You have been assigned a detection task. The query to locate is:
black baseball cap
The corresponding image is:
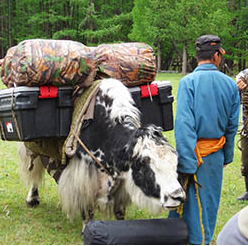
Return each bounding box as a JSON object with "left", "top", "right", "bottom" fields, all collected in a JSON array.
[{"left": 195, "top": 35, "right": 226, "bottom": 55}]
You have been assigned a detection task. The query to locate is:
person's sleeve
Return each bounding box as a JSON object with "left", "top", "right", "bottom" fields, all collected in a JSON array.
[
  {"left": 223, "top": 86, "right": 240, "bottom": 164},
  {"left": 174, "top": 78, "right": 198, "bottom": 174}
]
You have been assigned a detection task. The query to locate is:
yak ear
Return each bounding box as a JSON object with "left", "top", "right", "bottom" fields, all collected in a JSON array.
[
  {"left": 113, "top": 132, "right": 138, "bottom": 162},
  {"left": 114, "top": 143, "right": 134, "bottom": 161}
]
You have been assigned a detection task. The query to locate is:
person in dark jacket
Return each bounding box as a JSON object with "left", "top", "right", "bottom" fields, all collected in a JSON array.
[{"left": 236, "top": 69, "right": 248, "bottom": 200}]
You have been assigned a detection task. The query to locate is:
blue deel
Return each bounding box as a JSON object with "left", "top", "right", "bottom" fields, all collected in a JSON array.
[{"left": 168, "top": 63, "right": 240, "bottom": 245}]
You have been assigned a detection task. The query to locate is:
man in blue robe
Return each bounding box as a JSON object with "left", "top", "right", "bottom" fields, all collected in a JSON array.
[{"left": 168, "top": 35, "right": 240, "bottom": 245}]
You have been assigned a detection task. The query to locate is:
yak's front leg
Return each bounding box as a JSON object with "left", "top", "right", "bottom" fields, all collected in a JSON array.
[
  {"left": 112, "top": 181, "right": 129, "bottom": 220},
  {"left": 26, "top": 186, "right": 40, "bottom": 207},
  {"left": 81, "top": 207, "right": 94, "bottom": 236},
  {"left": 114, "top": 203, "right": 126, "bottom": 220}
]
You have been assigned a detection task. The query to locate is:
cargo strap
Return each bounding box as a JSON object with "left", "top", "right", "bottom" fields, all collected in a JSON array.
[
  {"left": 140, "top": 83, "right": 158, "bottom": 101},
  {"left": 64, "top": 80, "right": 116, "bottom": 177},
  {"left": 0, "top": 65, "right": 5, "bottom": 139},
  {"left": 62, "top": 80, "right": 102, "bottom": 164},
  {"left": 25, "top": 80, "right": 115, "bottom": 181},
  {"left": 11, "top": 88, "right": 22, "bottom": 140},
  {"left": 0, "top": 115, "right": 6, "bottom": 140},
  {"left": 0, "top": 88, "right": 22, "bottom": 140},
  {"left": 39, "top": 86, "right": 58, "bottom": 98}
]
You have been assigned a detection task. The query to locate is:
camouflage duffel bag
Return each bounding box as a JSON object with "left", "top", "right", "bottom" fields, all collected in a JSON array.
[
  {"left": 94, "top": 43, "right": 156, "bottom": 87},
  {"left": 0, "top": 46, "right": 17, "bottom": 88},
  {"left": 1, "top": 39, "right": 97, "bottom": 88}
]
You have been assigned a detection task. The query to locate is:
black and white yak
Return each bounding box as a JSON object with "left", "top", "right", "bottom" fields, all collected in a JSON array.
[{"left": 18, "top": 78, "right": 186, "bottom": 235}]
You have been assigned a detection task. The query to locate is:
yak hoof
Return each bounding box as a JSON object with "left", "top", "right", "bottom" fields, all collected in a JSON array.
[
  {"left": 81, "top": 223, "right": 87, "bottom": 238},
  {"left": 26, "top": 199, "right": 40, "bottom": 207}
]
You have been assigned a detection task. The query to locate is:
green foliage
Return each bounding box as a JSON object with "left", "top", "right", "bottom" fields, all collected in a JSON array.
[
  {"left": 130, "top": 0, "right": 232, "bottom": 62},
  {"left": 79, "top": 2, "right": 133, "bottom": 45},
  {"left": 1, "top": 0, "right": 248, "bottom": 72},
  {"left": 52, "top": 29, "right": 78, "bottom": 40},
  {"left": 129, "top": 0, "right": 152, "bottom": 43},
  {"left": 1, "top": 0, "right": 134, "bottom": 48}
]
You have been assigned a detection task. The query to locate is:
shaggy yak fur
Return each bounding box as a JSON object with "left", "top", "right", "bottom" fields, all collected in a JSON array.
[{"left": 18, "top": 78, "right": 186, "bottom": 235}]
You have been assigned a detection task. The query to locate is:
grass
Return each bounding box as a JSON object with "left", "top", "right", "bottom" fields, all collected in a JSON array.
[{"left": 0, "top": 73, "right": 246, "bottom": 244}]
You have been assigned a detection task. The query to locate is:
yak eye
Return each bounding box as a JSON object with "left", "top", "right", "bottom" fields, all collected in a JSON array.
[{"left": 153, "top": 129, "right": 163, "bottom": 138}]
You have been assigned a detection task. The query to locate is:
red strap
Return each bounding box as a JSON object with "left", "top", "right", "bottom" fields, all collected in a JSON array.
[
  {"left": 140, "top": 84, "right": 158, "bottom": 98},
  {"left": 39, "top": 86, "right": 58, "bottom": 98}
]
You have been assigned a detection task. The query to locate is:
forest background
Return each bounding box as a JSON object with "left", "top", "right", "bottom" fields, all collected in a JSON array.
[{"left": 1, "top": 0, "right": 248, "bottom": 76}]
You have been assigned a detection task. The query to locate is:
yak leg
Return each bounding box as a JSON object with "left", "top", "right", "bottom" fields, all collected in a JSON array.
[
  {"left": 112, "top": 182, "right": 128, "bottom": 220},
  {"left": 81, "top": 207, "right": 94, "bottom": 235},
  {"left": 18, "top": 142, "right": 45, "bottom": 208},
  {"left": 26, "top": 186, "right": 40, "bottom": 207},
  {"left": 81, "top": 208, "right": 94, "bottom": 235},
  {"left": 114, "top": 203, "right": 125, "bottom": 220}
]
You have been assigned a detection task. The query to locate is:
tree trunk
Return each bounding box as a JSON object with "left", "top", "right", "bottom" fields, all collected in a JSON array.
[
  {"left": 182, "top": 41, "right": 187, "bottom": 76},
  {"left": 157, "top": 42, "right": 161, "bottom": 73},
  {"left": 172, "top": 39, "right": 192, "bottom": 72},
  {"left": 0, "top": 0, "right": 4, "bottom": 57},
  {"left": 89, "top": 0, "right": 94, "bottom": 43},
  {"left": 244, "top": 0, "right": 247, "bottom": 70},
  {"left": 8, "top": 0, "right": 11, "bottom": 47}
]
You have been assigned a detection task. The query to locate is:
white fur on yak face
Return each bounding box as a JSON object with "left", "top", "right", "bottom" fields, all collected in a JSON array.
[{"left": 123, "top": 125, "right": 185, "bottom": 214}]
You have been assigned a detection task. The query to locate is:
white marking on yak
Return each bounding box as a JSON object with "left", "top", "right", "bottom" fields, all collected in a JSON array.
[{"left": 98, "top": 78, "right": 141, "bottom": 129}]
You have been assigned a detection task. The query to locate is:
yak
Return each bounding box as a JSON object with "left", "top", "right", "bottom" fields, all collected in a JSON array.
[{"left": 18, "top": 78, "right": 186, "bottom": 235}]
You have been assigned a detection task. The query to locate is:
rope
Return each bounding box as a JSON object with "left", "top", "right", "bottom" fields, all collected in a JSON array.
[
  {"left": 0, "top": 116, "right": 6, "bottom": 140},
  {"left": 73, "top": 133, "right": 113, "bottom": 177},
  {"left": 11, "top": 88, "right": 22, "bottom": 140},
  {"left": 62, "top": 80, "right": 101, "bottom": 164},
  {"left": 194, "top": 174, "right": 205, "bottom": 245},
  {"left": 178, "top": 176, "right": 189, "bottom": 218},
  {"left": 147, "top": 82, "right": 153, "bottom": 102},
  {"left": 177, "top": 175, "right": 205, "bottom": 244}
]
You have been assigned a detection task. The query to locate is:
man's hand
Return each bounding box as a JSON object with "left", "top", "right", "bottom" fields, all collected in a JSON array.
[
  {"left": 236, "top": 78, "right": 247, "bottom": 91},
  {"left": 178, "top": 172, "right": 194, "bottom": 187}
]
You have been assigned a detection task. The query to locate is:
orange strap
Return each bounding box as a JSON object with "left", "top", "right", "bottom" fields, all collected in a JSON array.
[{"left": 195, "top": 136, "right": 226, "bottom": 167}]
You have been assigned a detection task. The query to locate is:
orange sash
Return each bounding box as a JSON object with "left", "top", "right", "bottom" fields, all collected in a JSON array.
[{"left": 194, "top": 136, "right": 226, "bottom": 167}]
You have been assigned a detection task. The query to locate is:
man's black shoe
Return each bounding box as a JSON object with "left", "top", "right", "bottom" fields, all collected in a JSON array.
[{"left": 237, "top": 191, "right": 248, "bottom": 200}]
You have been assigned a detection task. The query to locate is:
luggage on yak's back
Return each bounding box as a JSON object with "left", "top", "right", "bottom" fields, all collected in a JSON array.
[
  {"left": 1, "top": 39, "right": 97, "bottom": 88},
  {"left": 0, "top": 46, "right": 17, "bottom": 88},
  {"left": 83, "top": 218, "right": 188, "bottom": 245},
  {"left": 94, "top": 43, "right": 156, "bottom": 87}
]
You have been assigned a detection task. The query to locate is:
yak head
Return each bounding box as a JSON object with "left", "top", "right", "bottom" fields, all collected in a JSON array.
[{"left": 121, "top": 124, "right": 186, "bottom": 213}]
